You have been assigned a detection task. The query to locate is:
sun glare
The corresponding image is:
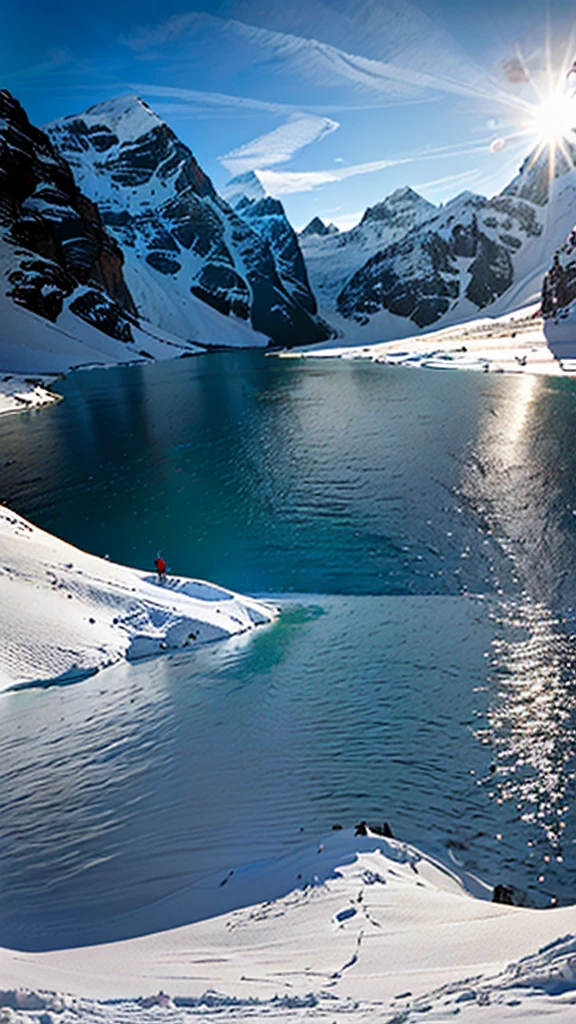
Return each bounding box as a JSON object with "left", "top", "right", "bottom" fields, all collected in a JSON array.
[{"left": 530, "top": 90, "right": 576, "bottom": 147}]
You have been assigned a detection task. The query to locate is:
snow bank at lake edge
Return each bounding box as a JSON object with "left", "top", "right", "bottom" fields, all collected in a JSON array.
[
  {"left": 0, "top": 828, "right": 574, "bottom": 1023},
  {"left": 0, "top": 506, "right": 277, "bottom": 691},
  {"left": 0, "top": 374, "right": 62, "bottom": 416}
]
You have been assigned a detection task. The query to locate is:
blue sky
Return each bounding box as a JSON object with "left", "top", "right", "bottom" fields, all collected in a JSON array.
[{"left": 3, "top": 0, "right": 576, "bottom": 228}]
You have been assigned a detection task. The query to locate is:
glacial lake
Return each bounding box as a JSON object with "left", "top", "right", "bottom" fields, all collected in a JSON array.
[{"left": 1, "top": 351, "right": 576, "bottom": 949}]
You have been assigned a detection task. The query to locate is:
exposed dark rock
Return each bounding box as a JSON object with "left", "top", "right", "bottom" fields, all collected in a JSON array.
[
  {"left": 191, "top": 263, "right": 250, "bottom": 319},
  {"left": 492, "top": 883, "right": 514, "bottom": 905},
  {"left": 300, "top": 216, "right": 338, "bottom": 238},
  {"left": 145, "top": 252, "right": 182, "bottom": 275},
  {"left": 542, "top": 229, "right": 576, "bottom": 317},
  {"left": 0, "top": 89, "right": 136, "bottom": 339},
  {"left": 68, "top": 289, "right": 134, "bottom": 341},
  {"left": 47, "top": 96, "right": 331, "bottom": 347},
  {"left": 451, "top": 214, "right": 478, "bottom": 258},
  {"left": 465, "top": 233, "right": 513, "bottom": 307},
  {"left": 7, "top": 255, "right": 73, "bottom": 320},
  {"left": 338, "top": 231, "right": 459, "bottom": 328},
  {"left": 235, "top": 195, "right": 318, "bottom": 314}
]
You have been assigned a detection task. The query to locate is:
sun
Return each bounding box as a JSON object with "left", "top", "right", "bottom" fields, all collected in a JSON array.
[{"left": 529, "top": 89, "right": 576, "bottom": 148}]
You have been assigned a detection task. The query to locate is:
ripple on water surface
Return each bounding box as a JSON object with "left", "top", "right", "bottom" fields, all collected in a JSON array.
[
  {"left": 2, "top": 355, "right": 576, "bottom": 947},
  {"left": 0, "top": 594, "right": 575, "bottom": 950}
]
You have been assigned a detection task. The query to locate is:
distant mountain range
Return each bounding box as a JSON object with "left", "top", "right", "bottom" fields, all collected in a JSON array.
[
  {"left": 298, "top": 160, "right": 576, "bottom": 341},
  {"left": 2, "top": 86, "right": 576, "bottom": 373}
]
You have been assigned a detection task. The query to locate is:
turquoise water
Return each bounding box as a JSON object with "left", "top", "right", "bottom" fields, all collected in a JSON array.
[{"left": 1, "top": 353, "right": 576, "bottom": 948}]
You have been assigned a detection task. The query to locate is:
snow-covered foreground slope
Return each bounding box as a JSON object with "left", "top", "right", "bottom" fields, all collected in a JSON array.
[
  {"left": 0, "top": 287, "right": 208, "bottom": 376},
  {"left": 0, "top": 828, "right": 575, "bottom": 1022},
  {"left": 0, "top": 506, "right": 276, "bottom": 691}
]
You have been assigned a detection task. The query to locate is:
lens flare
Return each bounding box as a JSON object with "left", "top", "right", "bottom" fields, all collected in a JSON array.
[{"left": 529, "top": 90, "right": 576, "bottom": 149}]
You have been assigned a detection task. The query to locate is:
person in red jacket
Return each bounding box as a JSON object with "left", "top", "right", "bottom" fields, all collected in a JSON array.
[{"left": 154, "top": 555, "right": 167, "bottom": 582}]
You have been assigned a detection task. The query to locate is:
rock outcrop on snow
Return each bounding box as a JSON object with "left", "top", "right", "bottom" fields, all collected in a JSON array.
[
  {"left": 0, "top": 89, "right": 137, "bottom": 343},
  {"left": 46, "top": 97, "right": 331, "bottom": 348}
]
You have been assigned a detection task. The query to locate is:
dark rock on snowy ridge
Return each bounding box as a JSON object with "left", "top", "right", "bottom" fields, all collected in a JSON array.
[
  {"left": 0, "top": 89, "right": 136, "bottom": 340},
  {"left": 46, "top": 97, "right": 332, "bottom": 348}
]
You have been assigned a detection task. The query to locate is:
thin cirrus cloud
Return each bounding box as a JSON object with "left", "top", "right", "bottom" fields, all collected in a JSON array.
[
  {"left": 121, "top": 6, "right": 513, "bottom": 109},
  {"left": 257, "top": 159, "right": 407, "bottom": 195},
  {"left": 256, "top": 140, "right": 495, "bottom": 195},
  {"left": 128, "top": 84, "right": 301, "bottom": 116},
  {"left": 220, "top": 113, "right": 339, "bottom": 174}
]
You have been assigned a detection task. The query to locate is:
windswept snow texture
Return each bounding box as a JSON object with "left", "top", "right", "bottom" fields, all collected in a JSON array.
[
  {"left": 0, "top": 505, "right": 276, "bottom": 691},
  {"left": 46, "top": 97, "right": 331, "bottom": 348},
  {"left": 0, "top": 829, "right": 576, "bottom": 1022}
]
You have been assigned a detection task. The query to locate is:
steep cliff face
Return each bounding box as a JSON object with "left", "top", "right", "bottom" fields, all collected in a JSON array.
[
  {"left": 46, "top": 97, "right": 331, "bottom": 348},
  {"left": 0, "top": 89, "right": 136, "bottom": 342},
  {"left": 233, "top": 195, "right": 318, "bottom": 315}
]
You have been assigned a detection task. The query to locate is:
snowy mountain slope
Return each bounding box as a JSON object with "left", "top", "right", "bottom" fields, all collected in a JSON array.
[
  {"left": 301, "top": 146, "right": 576, "bottom": 342},
  {"left": 338, "top": 190, "right": 543, "bottom": 329},
  {"left": 46, "top": 97, "right": 331, "bottom": 348},
  {"left": 300, "top": 186, "right": 437, "bottom": 312},
  {"left": 232, "top": 195, "right": 318, "bottom": 314},
  {"left": 1, "top": 828, "right": 576, "bottom": 1023}
]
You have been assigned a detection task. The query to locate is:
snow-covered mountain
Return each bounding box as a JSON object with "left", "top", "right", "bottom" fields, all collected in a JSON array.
[
  {"left": 228, "top": 193, "right": 320, "bottom": 318},
  {"left": 301, "top": 157, "right": 576, "bottom": 342},
  {"left": 0, "top": 89, "right": 268, "bottom": 373},
  {"left": 338, "top": 190, "right": 543, "bottom": 329},
  {"left": 45, "top": 97, "right": 331, "bottom": 349},
  {"left": 221, "top": 170, "right": 267, "bottom": 206},
  {"left": 300, "top": 186, "right": 437, "bottom": 320}
]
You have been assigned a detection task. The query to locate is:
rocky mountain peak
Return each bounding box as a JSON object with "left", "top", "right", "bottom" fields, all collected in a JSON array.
[
  {"left": 222, "top": 170, "right": 267, "bottom": 206},
  {"left": 65, "top": 95, "right": 163, "bottom": 143},
  {"left": 45, "top": 95, "right": 216, "bottom": 203},
  {"left": 300, "top": 216, "right": 339, "bottom": 238},
  {"left": 361, "top": 187, "right": 436, "bottom": 227},
  {"left": 45, "top": 95, "right": 331, "bottom": 347}
]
